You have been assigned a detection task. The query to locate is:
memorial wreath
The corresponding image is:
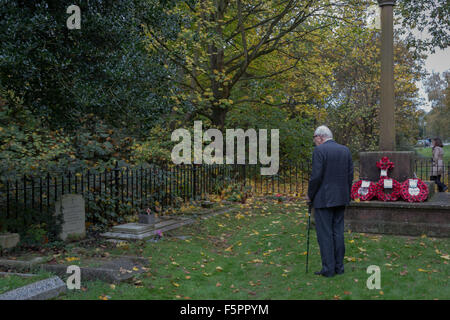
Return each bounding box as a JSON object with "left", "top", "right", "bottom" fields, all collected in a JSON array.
[
  {"left": 375, "top": 178, "right": 401, "bottom": 201},
  {"left": 351, "top": 180, "right": 379, "bottom": 201},
  {"left": 400, "top": 179, "right": 429, "bottom": 202}
]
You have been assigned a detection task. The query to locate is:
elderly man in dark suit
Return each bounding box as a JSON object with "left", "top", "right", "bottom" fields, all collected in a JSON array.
[{"left": 307, "top": 126, "right": 353, "bottom": 277}]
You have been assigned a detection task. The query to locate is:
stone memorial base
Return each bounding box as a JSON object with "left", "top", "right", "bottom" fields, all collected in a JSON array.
[
  {"left": 345, "top": 192, "right": 450, "bottom": 237},
  {"left": 359, "top": 151, "right": 415, "bottom": 182}
]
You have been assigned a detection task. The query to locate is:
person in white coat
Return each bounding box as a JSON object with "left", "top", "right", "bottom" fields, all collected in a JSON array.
[{"left": 430, "top": 137, "right": 448, "bottom": 192}]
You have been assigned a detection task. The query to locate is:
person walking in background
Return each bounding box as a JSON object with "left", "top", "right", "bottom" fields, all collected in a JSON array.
[
  {"left": 307, "top": 126, "right": 353, "bottom": 277},
  {"left": 430, "top": 137, "right": 448, "bottom": 192}
]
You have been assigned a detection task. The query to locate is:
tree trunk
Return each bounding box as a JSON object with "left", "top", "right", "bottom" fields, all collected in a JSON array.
[{"left": 211, "top": 106, "right": 227, "bottom": 130}]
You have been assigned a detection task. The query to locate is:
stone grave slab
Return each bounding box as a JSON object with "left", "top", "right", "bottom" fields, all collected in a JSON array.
[
  {"left": 102, "top": 218, "right": 196, "bottom": 241},
  {"left": 0, "top": 257, "right": 45, "bottom": 272},
  {"left": 0, "top": 272, "right": 36, "bottom": 278},
  {"left": 0, "top": 276, "right": 66, "bottom": 300},
  {"left": 112, "top": 223, "right": 154, "bottom": 235},
  {"left": 55, "top": 194, "right": 86, "bottom": 241},
  {"left": 41, "top": 257, "right": 147, "bottom": 283}
]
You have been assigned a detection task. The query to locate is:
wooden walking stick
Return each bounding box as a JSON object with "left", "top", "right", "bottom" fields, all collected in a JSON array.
[{"left": 306, "top": 202, "right": 312, "bottom": 273}]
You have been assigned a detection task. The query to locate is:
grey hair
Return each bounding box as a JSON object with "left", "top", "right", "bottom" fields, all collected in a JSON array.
[{"left": 314, "top": 125, "right": 333, "bottom": 139}]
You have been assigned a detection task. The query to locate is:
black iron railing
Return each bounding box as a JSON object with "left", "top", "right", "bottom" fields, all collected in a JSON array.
[{"left": 0, "top": 159, "right": 445, "bottom": 232}]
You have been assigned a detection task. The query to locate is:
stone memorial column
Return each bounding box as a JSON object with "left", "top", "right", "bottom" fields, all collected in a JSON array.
[
  {"left": 359, "top": 0, "right": 415, "bottom": 182},
  {"left": 378, "top": 0, "right": 396, "bottom": 151}
]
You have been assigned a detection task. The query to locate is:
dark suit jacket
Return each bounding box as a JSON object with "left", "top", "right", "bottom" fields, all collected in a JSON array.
[{"left": 308, "top": 140, "right": 354, "bottom": 209}]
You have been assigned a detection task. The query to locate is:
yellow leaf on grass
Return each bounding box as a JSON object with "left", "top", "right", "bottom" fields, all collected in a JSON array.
[
  {"left": 440, "top": 255, "right": 450, "bottom": 260},
  {"left": 172, "top": 282, "right": 180, "bottom": 287},
  {"left": 65, "top": 257, "right": 79, "bottom": 262},
  {"left": 249, "top": 259, "right": 263, "bottom": 263}
]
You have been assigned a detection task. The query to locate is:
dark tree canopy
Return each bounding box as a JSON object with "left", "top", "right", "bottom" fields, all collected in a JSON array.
[{"left": 0, "top": 0, "right": 179, "bottom": 134}]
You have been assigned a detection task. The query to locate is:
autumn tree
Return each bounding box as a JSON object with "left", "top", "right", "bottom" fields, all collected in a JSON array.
[
  {"left": 424, "top": 71, "right": 450, "bottom": 141},
  {"left": 321, "top": 25, "right": 426, "bottom": 155},
  {"left": 146, "top": 0, "right": 370, "bottom": 129}
]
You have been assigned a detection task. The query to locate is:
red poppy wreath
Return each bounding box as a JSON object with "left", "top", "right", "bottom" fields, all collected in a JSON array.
[
  {"left": 400, "top": 179, "right": 428, "bottom": 202},
  {"left": 376, "top": 178, "right": 401, "bottom": 201},
  {"left": 376, "top": 156, "right": 395, "bottom": 179},
  {"left": 351, "top": 180, "right": 379, "bottom": 201}
]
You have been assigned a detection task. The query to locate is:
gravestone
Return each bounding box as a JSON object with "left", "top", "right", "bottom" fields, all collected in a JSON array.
[
  {"left": 0, "top": 233, "right": 20, "bottom": 250},
  {"left": 55, "top": 194, "right": 86, "bottom": 241},
  {"left": 0, "top": 276, "right": 66, "bottom": 300}
]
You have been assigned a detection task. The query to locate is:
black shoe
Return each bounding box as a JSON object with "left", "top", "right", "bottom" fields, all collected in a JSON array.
[
  {"left": 314, "top": 271, "right": 335, "bottom": 277},
  {"left": 442, "top": 186, "right": 448, "bottom": 192}
]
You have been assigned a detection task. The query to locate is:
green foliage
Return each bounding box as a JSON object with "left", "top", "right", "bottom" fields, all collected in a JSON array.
[
  {"left": 227, "top": 104, "right": 313, "bottom": 163},
  {"left": 84, "top": 191, "right": 139, "bottom": 231},
  {"left": 130, "top": 125, "right": 176, "bottom": 164},
  {"left": 0, "top": 85, "right": 73, "bottom": 176},
  {"left": 0, "top": 0, "right": 176, "bottom": 134},
  {"left": 3, "top": 206, "right": 63, "bottom": 248}
]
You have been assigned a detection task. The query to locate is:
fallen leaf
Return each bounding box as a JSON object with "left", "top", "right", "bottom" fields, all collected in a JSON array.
[{"left": 65, "top": 257, "right": 79, "bottom": 262}]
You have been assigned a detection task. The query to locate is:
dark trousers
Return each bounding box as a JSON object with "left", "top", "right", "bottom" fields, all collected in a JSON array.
[
  {"left": 430, "top": 175, "right": 447, "bottom": 192},
  {"left": 314, "top": 206, "right": 346, "bottom": 276}
]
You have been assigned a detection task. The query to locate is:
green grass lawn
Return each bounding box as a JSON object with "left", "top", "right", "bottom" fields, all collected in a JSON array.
[
  {"left": 59, "top": 198, "right": 449, "bottom": 300},
  {"left": 415, "top": 145, "right": 450, "bottom": 162}
]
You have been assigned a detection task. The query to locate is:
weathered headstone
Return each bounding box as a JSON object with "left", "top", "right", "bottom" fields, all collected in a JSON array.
[
  {"left": 0, "top": 233, "right": 20, "bottom": 250},
  {"left": 55, "top": 194, "right": 86, "bottom": 241}
]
